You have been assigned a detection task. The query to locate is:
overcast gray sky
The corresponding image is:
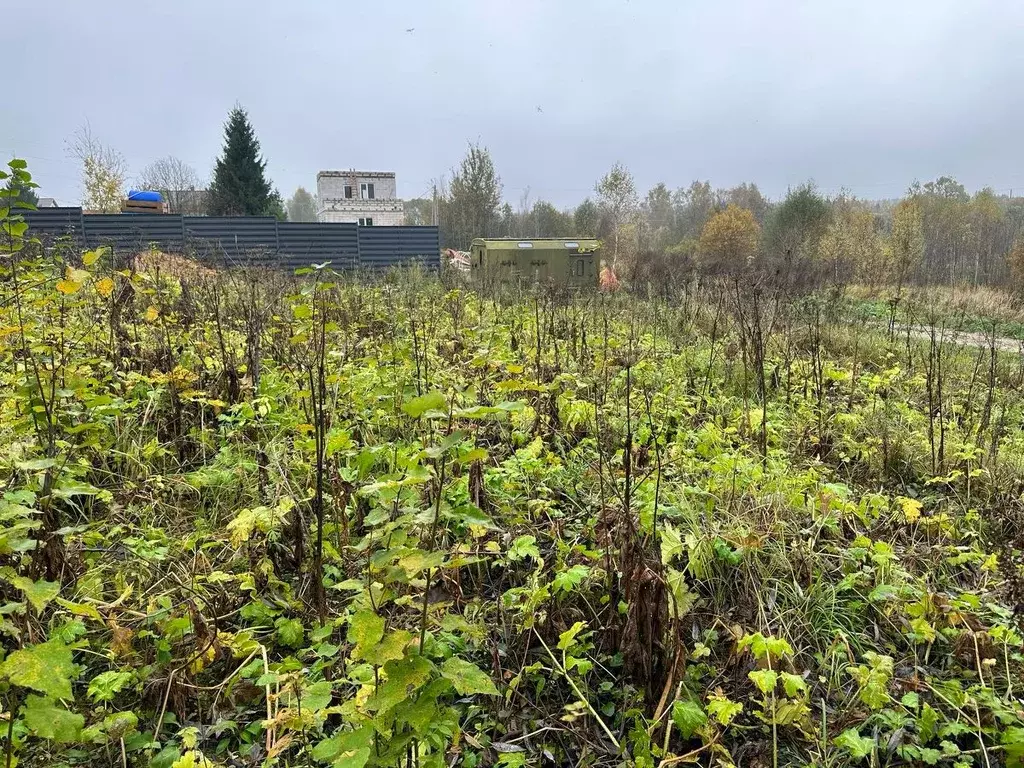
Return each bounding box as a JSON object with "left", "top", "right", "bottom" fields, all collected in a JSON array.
[{"left": 6, "top": 0, "right": 1024, "bottom": 208}]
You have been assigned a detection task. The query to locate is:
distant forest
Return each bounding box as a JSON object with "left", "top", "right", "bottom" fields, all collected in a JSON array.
[{"left": 410, "top": 144, "right": 1024, "bottom": 291}]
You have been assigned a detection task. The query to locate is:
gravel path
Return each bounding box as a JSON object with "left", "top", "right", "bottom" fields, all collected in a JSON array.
[{"left": 894, "top": 324, "right": 1024, "bottom": 352}]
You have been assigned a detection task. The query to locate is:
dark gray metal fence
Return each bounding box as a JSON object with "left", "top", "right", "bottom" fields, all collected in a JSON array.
[
  {"left": 16, "top": 207, "right": 84, "bottom": 238},
  {"left": 357, "top": 226, "right": 442, "bottom": 270},
  {"left": 86, "top": 214, "right": 185, "bottom": 251},
  {"left": 277, "top": 222, "right": 359, "bottom": 271},
  {"left": 18, "top": 208, "right": 439, "bottom": 271}
]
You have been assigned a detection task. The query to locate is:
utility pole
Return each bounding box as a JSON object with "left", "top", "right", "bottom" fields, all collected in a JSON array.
[{"left": 432, "top": 182, "right": 438, "bottom": 226}]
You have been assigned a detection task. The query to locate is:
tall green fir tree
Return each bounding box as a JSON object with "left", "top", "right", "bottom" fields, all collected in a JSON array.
[{"left": 207, "top": 105, "right": 275, "bottom": 216}]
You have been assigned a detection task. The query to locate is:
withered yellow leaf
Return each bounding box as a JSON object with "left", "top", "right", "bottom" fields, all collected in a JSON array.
[
  {"left": 56, "top": 279, "right": 81, "bottom": 295},
  {"left": 67, "top": 267, "right": 90, "bottom": 284}
]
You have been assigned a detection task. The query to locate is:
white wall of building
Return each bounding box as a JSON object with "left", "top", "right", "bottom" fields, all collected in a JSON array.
[
  {"left": 317, "top": 172, "right": 397, "bottom": 202},
  {"left": 317, "top": 171, "right": 403, "bottom": 224},
  {"left": 318, "top": 204, "right": 405, "bottom": 226}
]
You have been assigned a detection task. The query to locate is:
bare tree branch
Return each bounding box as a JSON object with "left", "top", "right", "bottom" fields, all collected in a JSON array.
[{"left": 137, "top": 156, "right": 205, "bottom": 215}]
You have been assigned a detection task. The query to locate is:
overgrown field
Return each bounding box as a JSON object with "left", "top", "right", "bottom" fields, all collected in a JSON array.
[{"left": 3, "top": 216, "right": 1024, "bottom": 764}]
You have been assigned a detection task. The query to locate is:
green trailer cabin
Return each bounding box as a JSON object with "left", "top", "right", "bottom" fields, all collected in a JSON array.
[{"left": 470, "top": 238, "right": 600, "bottom": 284}]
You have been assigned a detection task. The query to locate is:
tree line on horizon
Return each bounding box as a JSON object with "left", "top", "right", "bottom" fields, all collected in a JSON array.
[
  {"left": 32, "top": 108, "right": 1024, "bottom": 290},
  {"left": 422, "top": 143, "right": 1024, "bottom": 292}
]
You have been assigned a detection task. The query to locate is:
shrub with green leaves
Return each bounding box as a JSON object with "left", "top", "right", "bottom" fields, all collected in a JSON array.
[{"left": 1, "top": 157, "right": 1023, "bottom": 766}]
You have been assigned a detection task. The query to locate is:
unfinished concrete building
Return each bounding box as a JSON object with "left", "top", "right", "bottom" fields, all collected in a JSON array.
[{"left": 316, "top": 170, "right": 404, "bottom": 226}]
